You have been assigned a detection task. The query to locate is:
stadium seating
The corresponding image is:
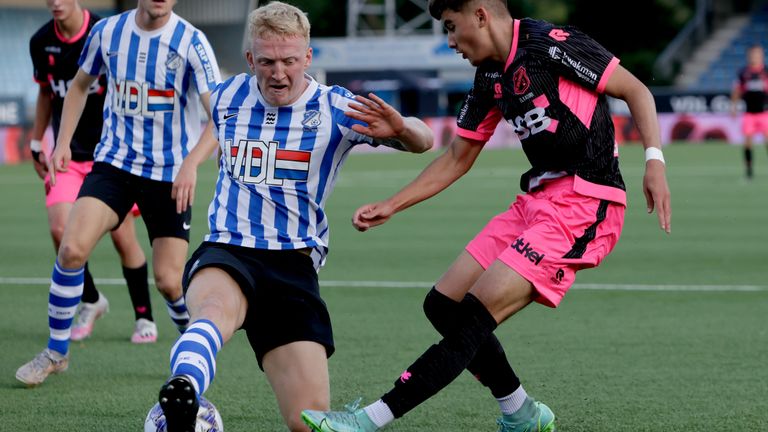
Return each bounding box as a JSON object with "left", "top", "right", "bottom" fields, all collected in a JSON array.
[
  {"left": 0, "top": 8, "right": 115, "bottom": 115},
  {"left": 694, "top": 4, "right": 768, "bottom": 90}
]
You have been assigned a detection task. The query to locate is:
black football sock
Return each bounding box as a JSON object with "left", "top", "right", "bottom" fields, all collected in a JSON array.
[
  {"left": 79, "top": 262, "right": 100, "bottom": 304},
  {"left": 124, "top": 263, "right": 153, "bottom": 321},
  {"left": 745, "top": 148, "right": 753, "bottom": 178},
  {"left": 423, "top": 287, "right": 521, "bottom": 398},
  {"left": 381, "top": 293, "right": 497, "bottom": 417}
]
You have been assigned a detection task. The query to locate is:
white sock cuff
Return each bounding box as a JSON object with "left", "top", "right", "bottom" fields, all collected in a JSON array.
[
  {"left": 363, "top": 399, "right": 395, "bottom": 428},
  {"left": 497, "top": 385, "right": 528, "bottom": 415}
]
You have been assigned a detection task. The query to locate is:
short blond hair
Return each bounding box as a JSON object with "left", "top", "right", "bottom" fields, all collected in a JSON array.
[{"left": 247, "top": 1, "right": 311, "bottom": 44}]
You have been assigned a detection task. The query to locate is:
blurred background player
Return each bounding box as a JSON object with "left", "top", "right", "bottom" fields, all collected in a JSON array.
[
  {"left": 731, "top": 44, "right": 768, "bottom": 180},
  {"left": 16, "top": 0, "right": 220, "bottom": 387},
  {"left": 302, "top": 0, "right": 671, "bottom": 431},
  {"left": 152, "top": 2, "right": 433, "bottom": 431},
  {"left": 29, "top": 0, "right": 158, "bottom": 346}
]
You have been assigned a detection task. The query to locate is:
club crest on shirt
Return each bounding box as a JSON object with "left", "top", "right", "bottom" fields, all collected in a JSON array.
[
  {"left": 165, "top": 51, "right": 182, "bottom": 70},
  {"left": 513, "top": 66, "right": 530, "bottom": 95},
  {"left": 302, "top": 110, "right": 321, "bottom": 132}
]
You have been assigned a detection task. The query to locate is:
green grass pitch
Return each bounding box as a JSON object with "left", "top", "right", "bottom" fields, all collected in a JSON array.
[{"left": 0, "top": 143, "right": 766, "bottom": 431}]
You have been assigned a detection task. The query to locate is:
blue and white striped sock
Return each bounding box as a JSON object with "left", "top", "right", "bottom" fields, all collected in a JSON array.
[
  {"left": 169, "top": 319, "right": 223, "bottom": 396},
  {"left": 47, "top": 260, "right": 84, "bottom": 355},
  {"left": 165, "top": 296, "right": 190, "bottom": 333}
]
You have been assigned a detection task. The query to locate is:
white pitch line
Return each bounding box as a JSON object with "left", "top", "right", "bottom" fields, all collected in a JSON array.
[{"left": 0, "top": 277, "right": 766, "bottom": 292}]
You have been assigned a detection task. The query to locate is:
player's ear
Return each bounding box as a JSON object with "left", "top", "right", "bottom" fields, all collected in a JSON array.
[
  {"left": 475, "top": 6, "right": 488, "bottom": 28},
  {"left": 245, "top": 50, "right": 256, "bottom": 74},
  {"left": 305, "top": 46, "right": 313, "bottom": 70}
]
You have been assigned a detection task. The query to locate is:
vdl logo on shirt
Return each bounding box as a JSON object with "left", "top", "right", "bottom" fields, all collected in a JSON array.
[
  {"left": 112, "top": 80, "right": 175, "bottom": 116},
  {"left": 226, "top": 139, "right": 311, "bottom": 186}
]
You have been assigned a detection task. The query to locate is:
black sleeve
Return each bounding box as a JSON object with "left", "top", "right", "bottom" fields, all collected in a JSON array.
[
  {"left": 29, "top": 32, "right": 48, "bottom": 85},
  {"left": 456, "top": 64, "right": 502, "bottom": 137}
]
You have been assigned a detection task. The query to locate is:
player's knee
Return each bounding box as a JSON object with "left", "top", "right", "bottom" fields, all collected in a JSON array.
[
  {"left": 49, "top": 223, "right": 66, "bottom": 244},
  {"left": 423, "top": 286, "right": 460, "bottom": 335},
  {"left": 57, "top": 241, "right": 89, "bottom": 268},
  {"left": 153, "top": 269, "right": 182, "bottom": 299}
]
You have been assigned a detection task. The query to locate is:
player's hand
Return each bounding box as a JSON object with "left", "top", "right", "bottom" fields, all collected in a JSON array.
[
  {"left": 172, "top": 159, "right": 197, "bottom": 214},
  {"left": 643, "top": 160, "right": 671, "bottom": 234},
  {"left": 352, "top": 201, "right": 396, "bottom": 232},
  {"left": 48, "top": 144, "right": 72, "bottom": 187},
  {"left": 32, "top": 152, "right": 48, "bottom": 180},
  {"left": 345, "top": 93, "right": 405, "bottom": 139}
]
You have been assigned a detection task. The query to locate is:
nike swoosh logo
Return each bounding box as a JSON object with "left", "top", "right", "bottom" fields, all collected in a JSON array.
[
  {"left": 182, "top": 222, "right": 191, "bottom": 230},
  {"left": 106, "top": 50, "right": 118, "bottom": 57},
  {"left": 223, "top": 112, "right": 237, "bottom": 120}
]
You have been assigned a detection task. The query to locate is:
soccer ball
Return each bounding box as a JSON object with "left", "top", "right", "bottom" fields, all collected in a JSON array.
[{"left": 144, "top": 396, "right": 224, "bottom": 432}]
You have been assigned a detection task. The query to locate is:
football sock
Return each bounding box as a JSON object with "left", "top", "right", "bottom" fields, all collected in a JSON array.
[
  {"left": 79, "top": 262, "right": 99, "bottom": 304},
  {"left": 363, "top": 399, "right": 395, "bottom": 428},
  {"left": 744, "top": 148, "right": 753, "bottom": 177},
  {"left": 47, "top": 260, "right": 85, "bottom": 355},
  {"left": 123, "top": 263, "right": 153, "bottom": 321},
  {"left": 497, "top": 385, "right": 528, "bottom": 415},
  {"left": 169, "top": 319, "right": 223, "bottom": 396},
  {"left": 423, "top": 287, "right": 521, "bottom": 397},
  {"left": 381, "top": 293, "right": 497, "bottom": 417},
  {"left": 166, "top": 295, "right": 190, "bottom": 332}
]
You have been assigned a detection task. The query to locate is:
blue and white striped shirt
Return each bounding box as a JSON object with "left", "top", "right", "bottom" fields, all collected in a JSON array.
[
  {"left": 205, "top": 73, "right": 376, "bottom": 270},
  {"left": 79, "top": 10, "right": 220, "bottom": 181}
]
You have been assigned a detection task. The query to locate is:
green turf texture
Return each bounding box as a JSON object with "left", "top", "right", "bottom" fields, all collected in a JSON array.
[{"left": 1, "top": 143, "right": 766, "bottom": 431}]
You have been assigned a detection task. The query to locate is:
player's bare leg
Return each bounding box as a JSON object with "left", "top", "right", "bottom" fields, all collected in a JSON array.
[
  {"left": 264, "top": 342, "right": 330, "bottom": 432},
  {"left": 159, "top": 268, "right": 245, "bottom": 432},
  {"left": 152, "top": 237, "right": 190, "bottom": 331},
  {"left": 110, "top": 215, "right": 156, "bottom": 343}
]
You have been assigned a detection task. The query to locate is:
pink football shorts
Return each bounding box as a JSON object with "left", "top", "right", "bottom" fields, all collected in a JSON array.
[
  {"left": 742, "top": 112, "right": 768, "bottom": 136},
  {"left": 44, "top": 160, "right": 94, "bottom": 207},
  {"left": 466, "top": 176, "right": 625, "bottom": 308},
  {"left": 44, "top": 160, "right": 140, "bottom": 216}
]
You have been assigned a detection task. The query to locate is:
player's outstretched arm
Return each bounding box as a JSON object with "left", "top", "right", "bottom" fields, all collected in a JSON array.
[
  {"left": 173, "top": 92, "right": 215, "bottom": 213},
  {"left": 605, "top": 65, "right": 671, "bottom": 233},
  {"left": 50, "top": 68, "right": 97, "bottom": 186},
  {"left": 345, "top": 92, "right": 433, "bottom": 153},
  {"left": 352, "top": 135, "right": 484, "bottom": 231}
]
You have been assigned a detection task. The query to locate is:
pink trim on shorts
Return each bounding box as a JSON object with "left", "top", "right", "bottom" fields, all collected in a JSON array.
[
  {"left": 465, "top": 176, "right": 625, "bottom": 308},
  {"left": 573, "top": 175, "right": 626, "bottom": 205},
  {"left": 742, "top": 112, "right": 768, "bottom": 136},
  {"left": 44, "top": 161, "right": 94, "bottom": 207}
]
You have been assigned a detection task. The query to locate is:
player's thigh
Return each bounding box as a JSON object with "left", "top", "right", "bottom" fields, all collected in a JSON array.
[
  {"left": 109, "top": 215, "right": 145, "bottom": 264},
  {"left": 262, "top": 341, "right": 330, "bottom": 427},
  {"left": 468, "top": 260, "right": 536, "bottom": 324},
  {"left": 46, "top": 202, "right": 73, "bottom": 245},
  {"left": 59, "top": 197, "right": 120, "bottom": 263},
  {"left": 435, "top": 250, "right": 486, "bottom": 302},
  {"left": 185, "top": 267, "right": 248, "bottom": 343}
]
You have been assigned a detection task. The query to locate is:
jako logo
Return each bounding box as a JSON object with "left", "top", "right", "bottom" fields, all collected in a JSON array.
[{"left": 510, "top": 237, "right": 545, "bottom": 265}]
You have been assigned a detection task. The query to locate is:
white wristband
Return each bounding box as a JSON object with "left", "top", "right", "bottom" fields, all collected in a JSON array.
[
  {"left": 30, "top": 139, "right": 42, "bottom": 153},
  {"left": 645, "top": 147, "right": 665, "bottom": 164}
]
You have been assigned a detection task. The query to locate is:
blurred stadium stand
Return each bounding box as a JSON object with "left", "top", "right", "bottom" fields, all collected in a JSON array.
[{"left": 656, "top": 0, "right": 768, "bottom": 91}]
